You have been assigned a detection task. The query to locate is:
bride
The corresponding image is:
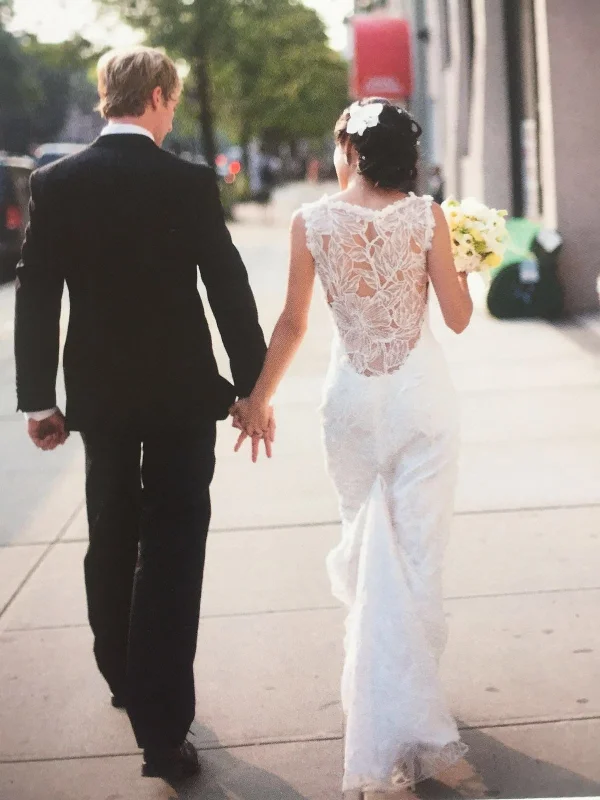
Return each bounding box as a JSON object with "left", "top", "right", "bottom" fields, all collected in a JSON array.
[{"left": 232, "top": 98, "right": 473, "bottom": 797}]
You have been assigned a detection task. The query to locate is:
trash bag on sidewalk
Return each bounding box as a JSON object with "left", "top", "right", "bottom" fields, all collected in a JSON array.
[{"left": 487, "top": 218, "right": 564, "bottom": 320}]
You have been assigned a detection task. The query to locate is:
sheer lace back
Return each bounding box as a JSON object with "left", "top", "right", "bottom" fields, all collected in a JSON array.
[{"left": 303, "top": 193, "right": 434, "bottom": 376}]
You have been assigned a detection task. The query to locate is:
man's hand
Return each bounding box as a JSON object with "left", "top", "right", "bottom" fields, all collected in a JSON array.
[
  {"left": 230, "top": 398, "right": 276, "bottom": 463},
  {"left": 27, "top": 410, "right": 69, "bottom": 451}
]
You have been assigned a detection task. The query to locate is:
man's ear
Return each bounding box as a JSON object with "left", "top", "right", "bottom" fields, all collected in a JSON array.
[{"left": 150, "top": 85, "right": 163, "bottom": 110}]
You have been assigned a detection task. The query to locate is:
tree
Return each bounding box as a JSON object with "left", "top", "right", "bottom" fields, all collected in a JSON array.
[
  {"left": 0, "top": 0, "right": 12, "bottom": 27},
  {"left": 19, "top": 35, "right": 99, "bottom": 144},
  {"left": 0, "top": 24, "right": 100, "bottom": 153},
  {"left": 101, "top": 0, "right": 348, "bottom": 165},
  {"left": 101, "top": 0, "right": 232, "bottom": 168},
  {"left": 219, "top": 1, "right": 348, "bottom": 149},
  {"left": 0, "top": 36, "right": 34, "bottom": 150},
  {"left": 0, "top": 2, "right": 28, "bottom": 150}
]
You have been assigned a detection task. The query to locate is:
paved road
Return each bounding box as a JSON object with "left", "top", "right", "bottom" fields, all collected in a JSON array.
[{"left": 1, "top": 184, "right": 600, "bottom": 799}]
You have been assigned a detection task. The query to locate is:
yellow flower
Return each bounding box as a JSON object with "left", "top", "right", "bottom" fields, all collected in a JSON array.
[{"left": 483, "top": 252, "right": 502, "bottom": 268}]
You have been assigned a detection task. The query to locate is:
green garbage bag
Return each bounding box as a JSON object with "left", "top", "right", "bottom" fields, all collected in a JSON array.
[{"left": 487, "top": 218, "right": 564, "bottom": 320}]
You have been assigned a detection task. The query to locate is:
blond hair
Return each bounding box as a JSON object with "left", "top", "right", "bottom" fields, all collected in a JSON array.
[{"left": 97, "top": 46, "right": 181, "bottom": 119}]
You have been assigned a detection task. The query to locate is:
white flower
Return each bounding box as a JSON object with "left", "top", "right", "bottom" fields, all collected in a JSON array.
[
  {"left": 442, "top": 196, "right": 508, "bottom": 273},
  {"left": 346, "top": 102, "right": 384, "bottom": 136}
]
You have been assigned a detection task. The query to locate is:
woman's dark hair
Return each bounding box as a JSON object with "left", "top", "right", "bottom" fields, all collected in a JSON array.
[{"left": 335, "top": 98, "right": 422, "bottom": 191}]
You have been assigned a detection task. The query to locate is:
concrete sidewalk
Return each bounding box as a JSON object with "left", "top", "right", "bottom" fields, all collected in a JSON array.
[{"left": 1, "top": 185, "right": 600, "bottom": 799}]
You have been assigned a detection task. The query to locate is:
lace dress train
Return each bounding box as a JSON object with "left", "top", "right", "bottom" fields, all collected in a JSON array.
[{"left": 302, "top": 194, "right": 467, "bottom": 793}]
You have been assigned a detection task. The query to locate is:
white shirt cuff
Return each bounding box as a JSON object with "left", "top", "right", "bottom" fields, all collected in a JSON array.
[{"left": 24, "top": 408, "right": 58, "bottom": 422}]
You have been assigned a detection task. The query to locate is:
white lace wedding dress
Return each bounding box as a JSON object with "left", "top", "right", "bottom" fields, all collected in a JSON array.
[{"left": 301, "top": 192, "right": 467, "bottom": 794}]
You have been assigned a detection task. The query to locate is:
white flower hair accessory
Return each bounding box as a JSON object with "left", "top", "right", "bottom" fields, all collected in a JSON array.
[{"left": 346, "top": 102, "right": 384, "bottom": 136}]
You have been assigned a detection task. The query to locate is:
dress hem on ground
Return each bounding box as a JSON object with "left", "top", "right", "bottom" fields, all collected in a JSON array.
[{"left": 342, "top": 739, "right": 468, "bottom": 793}]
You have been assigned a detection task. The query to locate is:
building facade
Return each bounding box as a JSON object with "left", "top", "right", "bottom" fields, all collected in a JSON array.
[
  {"left": 350, "top": 0, "right": 600, "bottom": 313},
  {"left": 424, "top": 0, "right": 600, "bottom": 313}
]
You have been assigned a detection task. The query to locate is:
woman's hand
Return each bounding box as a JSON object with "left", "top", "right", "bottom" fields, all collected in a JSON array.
[
  {"left": 232, "top": 397, "right": 271, "bottom": 436},
  {"left": 230, "top": 398, "right": 276, "bottom": 462}
]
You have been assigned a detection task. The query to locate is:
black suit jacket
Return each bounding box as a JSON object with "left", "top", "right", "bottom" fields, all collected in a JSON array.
[{"left": 14, "top": 134, "right": 267, "bottom": 431}]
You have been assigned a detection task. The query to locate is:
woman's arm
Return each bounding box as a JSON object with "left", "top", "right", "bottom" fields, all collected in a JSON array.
[
  {"left": 232, "top": 210, "right": 316, "bottom": 440},
  {"left": 427, "top": 202, "right": 473, "bottom": 334}
]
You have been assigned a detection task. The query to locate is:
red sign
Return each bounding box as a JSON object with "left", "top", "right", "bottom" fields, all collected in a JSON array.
[{"left": 351, "top": 16, "right": 412, "bottom": 101}]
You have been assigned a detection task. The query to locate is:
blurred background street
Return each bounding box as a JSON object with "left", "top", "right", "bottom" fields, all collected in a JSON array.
[{"left": 1, "top": 0, "right": 600, "bottom": 798}]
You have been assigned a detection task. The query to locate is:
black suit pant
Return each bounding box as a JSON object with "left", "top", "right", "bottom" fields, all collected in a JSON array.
[{"left": 81, "top": 422, "right": 216, "bottom": 749}]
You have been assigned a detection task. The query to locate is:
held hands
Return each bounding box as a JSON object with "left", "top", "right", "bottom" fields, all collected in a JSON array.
[
  {"left": 230, "top": 397, "right": 276, "bottom": 463},
  {"left": 27, "top": 410, "right": 69, "bottom": 451}
]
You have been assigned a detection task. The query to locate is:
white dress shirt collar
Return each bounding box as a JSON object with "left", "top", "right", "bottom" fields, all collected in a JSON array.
[{"left": 100, "top": 122, "right": 155, "bottom": 142}]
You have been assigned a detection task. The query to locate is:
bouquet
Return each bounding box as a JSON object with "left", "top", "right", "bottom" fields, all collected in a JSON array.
[{"left": 441, "top": 196, "right": 508, "bottom": 273}]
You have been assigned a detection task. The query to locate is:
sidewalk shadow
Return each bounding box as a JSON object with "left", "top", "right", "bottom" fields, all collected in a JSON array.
[
  {"left": 167, "top": 722, "right": 600, "bottom": 800},
  {"left": 162, "top": 722, "right": 600, "bottom": 800},
  {"left": 168, "top": 723, "right": 332, "bottom": 800},
  {"left": 416, "top": 724, "right": 600, "bottom": 799}
]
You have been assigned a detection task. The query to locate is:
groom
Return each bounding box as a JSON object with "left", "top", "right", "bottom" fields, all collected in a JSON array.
[{"left": 14, "top": 47, "right": 269, "bottom": 782}]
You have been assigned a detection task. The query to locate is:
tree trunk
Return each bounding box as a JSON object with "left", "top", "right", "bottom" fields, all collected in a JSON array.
[
  {"left": 240, "top": 114, "right": 251, "bottom": 171},
  {"left": 193, "top": 33, "right": 217, "bottom": 170}
]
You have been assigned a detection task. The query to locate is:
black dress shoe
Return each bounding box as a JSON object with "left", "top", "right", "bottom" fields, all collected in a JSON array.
[
  {"left": 142, "top": 740, "right": 200, "bottom": 782},
  {"left": 111, "top": 694, "right": 127, "bottom": 709}
]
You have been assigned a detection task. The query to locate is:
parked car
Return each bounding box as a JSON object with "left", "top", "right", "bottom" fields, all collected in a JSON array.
[
  {"left": 33, "top": 142, "right": 86, "bottom": 168},
  {"left": 0, "top": 153, "right": 35, "bottom": 282}
]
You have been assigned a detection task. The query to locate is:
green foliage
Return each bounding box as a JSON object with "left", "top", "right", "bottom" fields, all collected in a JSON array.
[
  {"left": 0, "top": 0, "right": 13, "bottom": 28},
  {"left": 102, "top": 0, "right": 232, "bottom": 58},
  {"left": 0, "top": 29, "right": 100, "bottom": 153},
  {"left": 21, "top": 34, "right": 98, "bottom": 72},
  {"left": 100, "top": 0, "right": 349, "bottom": 152},
  {"left": 354, "top": 0, "right": 387, "bottom": 10},
  {"left": 20, "top": 35, "right": 98, "bottom": 144},
  {"left": 219, "top": 173, "right": 251, "bottom": 219},
  {"left": 0, "top": 28, "right": 35, "bottom": 151},
  {"left": 216, "top": 0, "right": 348, "bottom": 145}
]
